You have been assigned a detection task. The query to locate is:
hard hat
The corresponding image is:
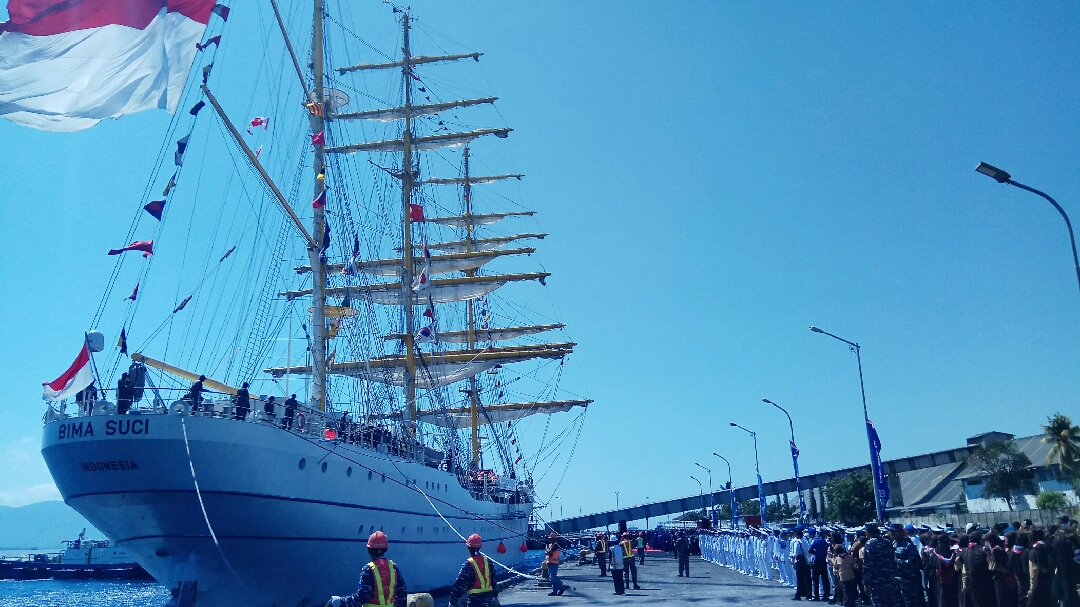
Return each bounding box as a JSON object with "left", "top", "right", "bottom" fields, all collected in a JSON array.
[
  {"left": 367, "top": 530, "right": 389, "bottom": 549},
  {"left": 549, "top": 532, "right": 557, "bottom": 538},
  {"left": 595, "top": 532, "right": 603, "bottom": 537},
  {"left": 466, "top": 533, "right": 482, "bottom": 549},
  {"left": 621, "top": 532, "right": 629, "bottom": 539}
]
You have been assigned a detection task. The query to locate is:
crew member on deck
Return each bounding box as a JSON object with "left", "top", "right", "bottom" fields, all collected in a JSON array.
[
  {"left": 233, "top": 382, "right": 250, "bottom": 421},
  {"left": 263, "top": 395, "right": 276, "bottom": 421},
  {"left": 116, "top": 373, "right": 133, "bottom": 414},
  {"left": 449, "top": 534, "right": 499, "bottom": 607},
  {"left": 186, "top": 375, "right": 205, "bottom": 413},
  {"left": 328, "top": 531, "right": 407, "bottom": 607},
  {"left": 283, "top": 394, "right": 298, "bottom": 430}
]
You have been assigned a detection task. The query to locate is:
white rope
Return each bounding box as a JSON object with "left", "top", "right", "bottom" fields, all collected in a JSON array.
[{"left": 180, "top": 414, "right": 261, "bottom": 605}]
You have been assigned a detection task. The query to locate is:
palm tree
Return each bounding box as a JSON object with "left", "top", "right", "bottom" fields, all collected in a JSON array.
[{"left": 1041, "top": 413, "right": 1080, "bottom": 475}]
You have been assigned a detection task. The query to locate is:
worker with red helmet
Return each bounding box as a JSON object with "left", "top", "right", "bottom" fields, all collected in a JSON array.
[
  {"left": 327, "top": 531, "right": 408, "bottom": 607},
  {"left": 594, "top": 532, "right": 608, "bottom": 577},
  {"left": 448, "top": 534, "right": 499, "bottom": 607}
]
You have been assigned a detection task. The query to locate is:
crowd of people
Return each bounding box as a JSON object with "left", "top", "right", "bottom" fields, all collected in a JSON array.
[{"left": 700, "top": 515, "right": 1080, "bottom": 607}]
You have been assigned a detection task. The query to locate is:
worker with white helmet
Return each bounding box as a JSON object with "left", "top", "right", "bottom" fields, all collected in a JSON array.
[
  {"left": 326, "top": 531, "right": 408, "bottom": 607},
  {"left": 448, "top": 534, "right": 499, "bottom": 607}
]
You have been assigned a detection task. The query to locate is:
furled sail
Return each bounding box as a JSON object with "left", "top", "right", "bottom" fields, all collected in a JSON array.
[
  {"left": 337, "top": 52, "right": 482, "bottom": 74},
  {"left": 416, "top": 400, "right": 591, "bottom": 429},
  {"left": 423, "top": 173, "right": 523, "bottom": 185},
  {"left": 333, "top": 97, "right": 496, "bottom": 122},
  {"left": 280, "top": 272, "right": 550, "bottom": 305},
  {"left": 264, "top": 343, "right": 575, "bottom": 389},
  {"left": 294, "top": 248, "right": 533, "bottom": 277},
  {"left": 428, "top": 211, "right": 534, "bottom": 229},
  {"left": 325, "top": 128, "right": 510, "bottom": 155},
  {"left": 382, "top": 324, "right": 564, "bottom": 343},
  {"left": 406, "top": 233, "right": 547, "bottom": 254}
]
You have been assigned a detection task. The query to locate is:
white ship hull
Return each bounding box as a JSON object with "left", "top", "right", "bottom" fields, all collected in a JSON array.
[{"left": 41, "top": 413, "right": 530, "bottom": 607}]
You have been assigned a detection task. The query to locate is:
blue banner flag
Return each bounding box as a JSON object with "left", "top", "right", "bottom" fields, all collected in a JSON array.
[
  {"left": 791, "top": 440, "right": 807, "bottom": 518},
  {"left": 866, "top": 419, "right": 890, "bottom": 520},
  {"left": 757, "top": 473, "right": 767, "bottom": 527}
]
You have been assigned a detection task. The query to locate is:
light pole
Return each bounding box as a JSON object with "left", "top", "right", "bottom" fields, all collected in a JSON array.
[
  {"left": 976, "top": 162, "right": 1080, "bottom": 295},
  {"left": 690, "top": 475, "right": 703, "bottom": 514},
  {"left": 712, "top": 452, "right": 735, "bottom": 529},
  {"left": 695, "top": 462, "right": 714, "bottom": 526},
  {"left": 809, "top": 325, "right": 884, "bottom": 521},
  {"left": 763, "top": 398, "right": 807, "bottom": 522},
  {"left": 730, "top": 422, "right": 766, "bottom": 526},
  {"left": 615, "top": 491, "right": 620, "bottom": 510}
]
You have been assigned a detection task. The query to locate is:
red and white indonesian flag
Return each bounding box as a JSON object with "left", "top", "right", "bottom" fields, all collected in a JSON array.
[
  {"left": 43, "top": 343, "right": 94, "bottom": 402},
  {"left": 0, "top": 0, "right": 217, "bottom": 132}
]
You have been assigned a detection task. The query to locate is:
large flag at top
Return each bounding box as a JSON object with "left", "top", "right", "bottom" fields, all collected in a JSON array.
[
  {"left": 0, "top": 0, "right": 219, "bottom": 132},
  {"left": 43, "top": 343, "right": 94, "bottom": 402}
]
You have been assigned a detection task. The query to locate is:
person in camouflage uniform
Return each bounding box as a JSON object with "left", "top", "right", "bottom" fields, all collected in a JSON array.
[
  {"left": 862, "top": 523, "right": 900, "bottom": 607},
  {"left": 891, "top": 524, "right": 926, "bottom": 607}
]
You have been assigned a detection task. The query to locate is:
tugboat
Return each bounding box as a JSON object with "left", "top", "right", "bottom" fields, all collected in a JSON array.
[{"left": 0, "top": 531, "right": 153, "bottom": 581}]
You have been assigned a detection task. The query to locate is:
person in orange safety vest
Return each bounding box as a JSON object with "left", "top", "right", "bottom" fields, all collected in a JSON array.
[
  {"left": 545, "top": 531, "right": 567, "bottom": 596},
  {"left": 327, "top": 531, "right": 408, "bottom": 607},
  {"left": 449, "top": 533, "right": 500, "bottom": 607}
]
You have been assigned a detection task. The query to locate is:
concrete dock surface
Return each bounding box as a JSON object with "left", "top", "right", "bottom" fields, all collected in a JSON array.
[{"left": 491, "top": 554, "right": 792, "bottom": 606}]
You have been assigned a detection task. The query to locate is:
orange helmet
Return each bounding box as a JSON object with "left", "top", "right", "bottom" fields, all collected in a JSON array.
[
  {"left": 367, "top": 531, "right": 389, "bottom": 549},
  {"left": 622, "top": 532, "right": 629, "bottom": 539},
  {"left": 595, "top": 532, "right": 603, "bottom": 538},
  {"left": 466, "top": 533, "right": 483, "bottom": 549}
]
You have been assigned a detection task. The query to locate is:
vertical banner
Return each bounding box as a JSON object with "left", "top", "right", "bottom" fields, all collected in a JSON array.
[
  {"left": 757, "top": 473, "right": 767, "bottom": 527},
  {"left": 732, "top": 492, "right": 738, "bottom": 529},
  {"left": 791, "top": 440, "right": 807, "bottom": 520},
  {"left": 866, "top": 419, "right": 890, "bottom": 521}
]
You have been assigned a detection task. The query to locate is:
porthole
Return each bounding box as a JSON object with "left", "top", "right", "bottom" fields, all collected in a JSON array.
[
  {"left": 298, "top": 458, "right": 306, "bottom": 470},
  {"left": 321, "top": 462, "right": 328, "bottom": 473},
  {"left": 401, "top": 526, "right": 406, "bottom": 535},
  {"left": 346, "top": 467, "right": 353, "bottom": 477},
  {"left": 381, "top": 474, "right": 386, "bottom": 483},
  {"left": 358, "top": 526, "right": 364, "bottom": 534},
  {"left": 368, "top": 471, "right": 373, "bottom": 480}
]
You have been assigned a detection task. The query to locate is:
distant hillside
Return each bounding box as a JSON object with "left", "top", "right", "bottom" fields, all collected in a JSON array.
[{"left": 0, "top": 501, "right": 101, "bottom": 549}]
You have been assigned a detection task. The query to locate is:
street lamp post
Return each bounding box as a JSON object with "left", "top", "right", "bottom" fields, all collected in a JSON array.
[
  {"left": 976, "top": 162, "right": 1080, "bottom": 295},
  {"left": 763, "top": 398, "right": 807, "bottom": 522},
  {"left": 809, "top": 326, "right": 884, "bottom": 521},
  {"left": 615, "top": 491, "right": 620, "bottom": 510},
  {"left": 712, "top": 452, "right": 735, "bottom": 529},
  {"left": 730, "top": 422, "right": 766, "bottom": 526},
  {"left": 695, "top": 462, "right": 714, "bottom": 526},
  {"left": 690, "top": 475, "right": 703, "bottom": 513}
]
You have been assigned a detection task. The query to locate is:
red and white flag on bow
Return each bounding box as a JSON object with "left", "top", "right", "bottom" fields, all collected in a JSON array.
[
  {"left": 0, "top": 0, "right": 220, "bottom": 132},
  {"left": 247, "top": 116, "right": 268, "bottom": 134},
  {"left": 43, "top": 343, "right": 94, "bottom": 402}
]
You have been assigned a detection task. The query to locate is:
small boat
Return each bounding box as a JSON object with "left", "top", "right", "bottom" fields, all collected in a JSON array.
[{"left": 0, "top": 535, "right": 153, "bottom": 581}]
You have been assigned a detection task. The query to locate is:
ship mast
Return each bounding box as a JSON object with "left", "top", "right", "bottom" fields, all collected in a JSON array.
[
  {"left": 308, "top": 0, "right": 328, "bottom": 410},
  {"left": 463, "top": 146, "right": 481, "bottom": 467},
  {"left": 400, "top": 13, "right": 418, "bottom": 431}
]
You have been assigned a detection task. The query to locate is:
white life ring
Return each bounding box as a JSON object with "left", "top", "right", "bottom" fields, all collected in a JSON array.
[{"left": 295, "top": 412, "right": 307, "bottom": 431}]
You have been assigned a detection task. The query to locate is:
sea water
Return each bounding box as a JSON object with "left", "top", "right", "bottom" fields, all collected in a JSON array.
[{"left": 0, "top": 551, "right": 550, "bottom": 606}]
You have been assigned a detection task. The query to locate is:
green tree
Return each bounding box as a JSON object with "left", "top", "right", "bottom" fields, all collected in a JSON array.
[
  {"left": 674, "top": 509, "right": 707, "bottom": 522},
  {"left": 809, "top": 490, "right": 818, "bottom": 520},
  {"left": 824, "top": 472, "right": 875, "bottom": 526},
  {"left": 767, "top": 498, "right": 795, "bottom": 521},
  {"left": 738, "top": 499, "right": 761, "bottom": 516},
  {"left": 1035, "top": 490, "right": 1067, "bottom": 510},
  {"left": 1042, "top": 413, "right": 1080, "bottom": 490},
  {"left": 966, "top": 440, "right": 1037, "bottom": 510}
]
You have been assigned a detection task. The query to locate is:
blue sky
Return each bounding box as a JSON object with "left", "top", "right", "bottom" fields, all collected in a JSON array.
[{"left": 2, "top": 1, "right": 1079, "bottom": 521}]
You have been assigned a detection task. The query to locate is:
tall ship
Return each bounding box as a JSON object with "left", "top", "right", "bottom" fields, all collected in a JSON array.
[{"left": 11, "top": 1, "right": 590, "bottom": 605}]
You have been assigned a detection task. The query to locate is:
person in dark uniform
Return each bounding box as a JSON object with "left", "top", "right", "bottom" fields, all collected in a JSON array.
[
  {"left": 116, "top": 373, "right": 133, "bottom": 414},
  {"left": 76, "top": 382, "right": 98, "bottom": 415},
  {"left": 263, "top": 395, "right": 277, "bottom": 421},
  {"left": 808, "top": 528, "right": 832, "bottom": 602},
  {"left": 186, "top": 375, "right": 205, "bottom": 414},
  {"left": 892, "top": 524, "right": 926, "bottom": 607},
  {"left": 449, "top": 533, "right": 499, "bottom": 607},
  {"left": 863, "top": 523, "right": 900, "bottom": 607},
  {"left": 283, "top": 394, "right": 298, "bottom": 430},
  {"left": 595, "top": 532, "right": 608, "bottom": 576},
  {"left": 233, "top": 382, "right": 250, "bottom": 421},
  {"left": 675, "top": 532, "right": 691, "bottom": 577},
  {"left": 327, "top": 531, "right": 407, "bottom": 607}
]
